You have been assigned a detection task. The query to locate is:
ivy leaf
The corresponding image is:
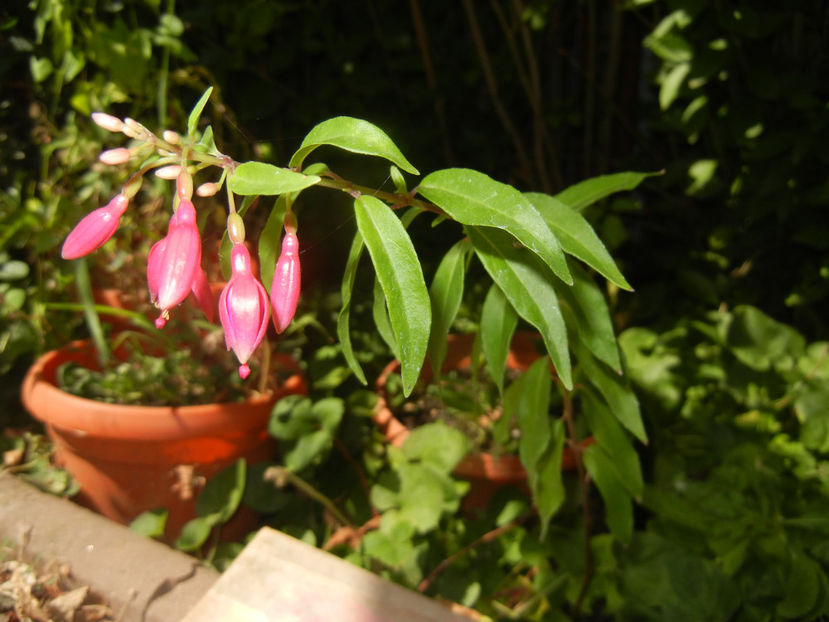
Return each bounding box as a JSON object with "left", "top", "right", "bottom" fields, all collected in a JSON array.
[
  {"left": 526, "top": 192, "right": 631, "bottom": 291},
  {"left": 195, "top": 458, "right": 246, "bottom": 523},
  {"left": 228, "top": 162, "right": 321, "bottom": 196},
  {"left": 552, "top": 171, "right": 659, "bottom": 212},
  {"left": 468, "top": 226, "right": 572, "bottom": 389},
  {"left": 354, "top": 195, "right": 430, "bottom": 396},
  {"left": 289, "top": 116, "right": 419, "bottom": 174},
  {"left": 174, "top": 515, "right": 218, "bottom": 552},
  {"left": 419, "top": 169, "right": 572, "bottom": 285},
  {"left": 129, "top": 508, "right": 168, "bottom": 539}
]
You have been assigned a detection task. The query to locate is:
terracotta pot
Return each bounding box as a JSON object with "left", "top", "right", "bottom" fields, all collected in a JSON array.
[
  {"left": 21, "top": 340, "right": 307, "bottom": 541},
  {"left": 373, "top": 333, "right": 592, "bottom": 511}
]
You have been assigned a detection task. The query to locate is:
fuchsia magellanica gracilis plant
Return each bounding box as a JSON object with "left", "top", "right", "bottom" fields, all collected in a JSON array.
[{"left": 61, "top": 109, "right": 302, "bottom": 379}]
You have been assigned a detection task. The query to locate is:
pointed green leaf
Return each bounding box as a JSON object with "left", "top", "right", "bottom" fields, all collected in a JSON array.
[
  {"left": 552, "top": 171, "right": 659, "bottom": 212},
  {"left": 480, "top": 284, "right": 518, "bottom": 394},
  {"left": 576, "top": 342, "right": 647, "bottom": 443},
  {"left": 468, "top": 226, "right": 572, "bottom": 389},
  {"left": 187, "top": 86, "right": 213, "bottom": 138},
  {"left": 337, "top": 232, "right": 368, "bottom": 385},
  {"left": 354, "top": 195, "right": 430, "bottom": 395},
  {"left": 428, "top": 239, "right": 470, "bottom": 378},
  {"left": 259, "top": 196, "right": 287, "bottom": 292},
  {"left": 516, "top": 360, "right": 565, "bottom": 537},
  {"left": 373, "top": 276, "right": 398, "bottom": 358},
  {"left": 526, "top": 192, "right": 631, "bottom": 290},
  {"left": 583, "top": 445, "right": 633, "bottom": 544},
  {"left": 290, "top": 116, "right": 419, "bottom": 174},
  {"left": 229, "top": 162, "right": 321, "bottom": 196},
  {"left": 582, "top": 389, "right": 643, "bottom": 500},
  {"left": 555, "top": 261, "right": 622, "bottom": 371},
  {"left": 517, "top": 357, "right": 553, "bottom": 472},
  {"left": 419, "top": 169, "right": 572, "bottom": 285}
]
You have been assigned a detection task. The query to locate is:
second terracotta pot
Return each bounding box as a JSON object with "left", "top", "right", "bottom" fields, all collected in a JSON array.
[{"left": 373, "top": 333, "right": 590, "bottom": 511}]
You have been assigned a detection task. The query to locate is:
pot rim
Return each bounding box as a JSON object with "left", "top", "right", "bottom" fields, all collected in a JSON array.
[{"left": 21, "top": 339, "right": 306, "bottom": 441}]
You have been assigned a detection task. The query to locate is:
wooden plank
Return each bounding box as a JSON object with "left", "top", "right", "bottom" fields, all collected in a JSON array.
[{"left": 182, "top": 527, "right": 470, "bottom": 622}]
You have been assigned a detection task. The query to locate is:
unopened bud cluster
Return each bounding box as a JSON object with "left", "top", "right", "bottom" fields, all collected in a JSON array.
[{"left": 63, "top": 112, "right": 303, "bottom": 379}]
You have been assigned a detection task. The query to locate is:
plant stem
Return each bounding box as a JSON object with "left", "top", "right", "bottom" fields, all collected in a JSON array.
[
  {"left": 560, "top": 387, "right": 593, "bottom": 619},
  {"left": 417, "top": 516, "right": 529, "bottom": 593},
  {"left": 264, "top": 466, "right": 354, "bottom": 528}
]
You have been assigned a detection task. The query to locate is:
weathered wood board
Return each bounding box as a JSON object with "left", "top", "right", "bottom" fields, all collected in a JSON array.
[{"left": 182, "top": 527, "right": 471, "bottom": 622}]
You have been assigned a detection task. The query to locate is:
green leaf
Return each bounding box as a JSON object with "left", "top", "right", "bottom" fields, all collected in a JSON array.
[
  {"left": 187, "top": 86, "right": 213, "bottom": 139},
  {"left": 0, "top": 260, "right": 30, "bottom": 280},
  {"left": 526, "top": 192, "right": 631, "bottom": 290},
  {"left": 354, "top": 195, "right": 430, "bottom": 396},
  {"left": 428, "top": 239, "right": 470, "bottom": 378},
  {"left": 195, "top": 458, "right": 246, "bottom": 523},
  {"left": 402, "top": 422, "right": 471, "bottom": 474},
  {"left": 372, "top": 276, "right": 398, "bottom": 359},
  {"left": 175, "top": 515, "right": 218, "bottom": 552},
  {"left": 777, "top": 554, "right": 822, "bottom": 619},
  {"left": 554, "top": 261, "right": 621, "bottom": 371},
  {"left": 660, "top": 62, "right": 691, "bottom": 110},
  {"left": 722, "top": 305, "right": 806, "bottom": 371},
  {"left": 480, "top": 284, "right": 518, "bottom": 394},
  {"left": 517, "top": 357, "right": 553, "bottom": 473},
  {"left": 337, "top": 232, "right": 368, "bottom": 385},
  {"left": 129, "top": 508, "right": 168, "bottom": 539},
  {"left": 258, "top": 196, "right": 287, "bottom": 292},
  {"left": 289, "top": 116, "right": 419, "bottom": 174},
  {"left": 576, "top": 342, "right": 647, "bottom": 443},
  {"left": 229, "top": 162, "right": 321, "bottom": 196},
  {"left": 419, "top": 169, "right": 572, "bottom": 285},
  {"left": 584, "top": 445, "right": 633, "bottom": 544},
  {"left": 467, "top": 226, "right": 572, "bottom": 389},
  {"left": 552, "top": 171, "right": 658, "bottom": 212},
  {"left": 582, "top": 389, "right": 643, "bottom": 500}
]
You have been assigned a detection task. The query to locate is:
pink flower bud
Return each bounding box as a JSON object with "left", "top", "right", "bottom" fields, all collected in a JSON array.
[
  {"left": 219, "top": 244, "right": 270, "bottom": 379},
  {"left": 162, "top": 130, "right": 181, "bottom": 144},
  {"left": 270, "top": 231, "right": 301, "bottom": 333},
  {"left": 98, "top": 148, "right": 132, "bottom": 166},
  {"left": 148, "top": 200, "right": 202, "bottom": 325},
  {"left": 154, "top": 165, "right": 182, "bottom": 180},
  {"left": 61, "top": 194, "right": 129, "bottom": 259},
  {"left": 196, "top": 182, "right": 219, "bottom": 197},
  {"left": 91, "top": 112, "right": 124, "bottom": 133}
]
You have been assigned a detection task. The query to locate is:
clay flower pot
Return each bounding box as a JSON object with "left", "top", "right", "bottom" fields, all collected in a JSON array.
[
  {"left": 373, "top": 333, "right": 591, "bottom": 511},
  {"left": 21, "top": 340, "right": 306, "bottom": 540}
]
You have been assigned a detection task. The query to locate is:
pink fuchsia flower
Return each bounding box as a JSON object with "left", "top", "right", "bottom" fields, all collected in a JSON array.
[
  {"left": 148, "top": 199, "right": 202, "bottom": 328},
  {"left": 270, "top": 231, "right": 301, "bottom": 333},
  {"left": 219, "top": 244, "right": 270, "bottom": 379},
  {"left": 61, "top": 194, "right": 129, "bottom": 260}
]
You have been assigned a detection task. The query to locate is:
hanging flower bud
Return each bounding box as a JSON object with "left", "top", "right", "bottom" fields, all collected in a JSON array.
[
  {"left": 270, "top": 231, "right": 301, "bottom": 333},
  {"left": 219, "top": 244, "right": 270, "bottom": 379},
  {"left": 61, "top": 194, "right": 129, "bottom": 260},
  {"left": 91, "top": 112, "right": 124, "bottom": 133},
  {"left": 98, "top": 148, "right": 132, "bottom": 166},
  {"left": 149, "top": 199, "right": 202, "bottom": 327},
  {"left": 155, "top": 165, "right": 182, "bottom": 180},
  {"left": 196, "top": 182, "right": 219, "bottom": 197}
]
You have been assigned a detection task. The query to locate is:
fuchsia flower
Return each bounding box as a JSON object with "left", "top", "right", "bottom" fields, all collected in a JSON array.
[
  {"left": 219, "top": 244, "right": 270, "bottom": 379},
  {"left": 61, "top": 194, "right": 129, "bottom": 259},
  {"left": 190, "top": 266, "right": 215, "bottom": 323},
  {"left": 148, "top": 199, "right": 202, "bottom": 328},
  {"left": 270, "top": 231, "right": 301, "bottom": 333}
]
